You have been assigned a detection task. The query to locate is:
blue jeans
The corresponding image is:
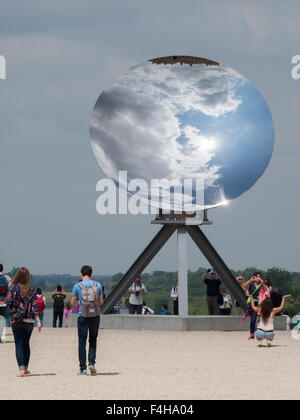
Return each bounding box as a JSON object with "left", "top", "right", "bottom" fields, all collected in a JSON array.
[
  {"left": 77, "top": 316, "right": 100, "bottom": 371},
  {"left": 5, "top": 307, "right": 11, "bottom": 327},
  {"left": 255, "top": 329, "right": 275, "bottom": 341},
  {"left": 34, "top": 312, "right": 44, "bottom": 327},
  {"left": 12, "top": 322, "right": 34, "bottom": 370}
]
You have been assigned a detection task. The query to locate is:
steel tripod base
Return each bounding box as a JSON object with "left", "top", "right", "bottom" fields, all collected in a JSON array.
[{"left": 101, "top": 223, "right": 247, "bottom": 314}]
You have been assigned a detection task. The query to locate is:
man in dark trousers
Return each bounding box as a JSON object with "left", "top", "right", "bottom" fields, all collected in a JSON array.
[
  {"left": 128, "top": 276, "right": 147, "bottom": 314},
  {"left": 170, "top": 280, "right": 179, "bottom": 315},
  {"left": 71, "top": 265, "right": 103, "bottom": 376},
  {"left": 202, "top": 268, "right": 221, "bottom": 315},
  {"left": 52, "top": 285, "right": 66, "bottom": 328}
]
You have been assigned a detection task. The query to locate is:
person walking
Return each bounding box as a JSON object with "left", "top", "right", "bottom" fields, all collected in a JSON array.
[
  {"left": 52, "top": 285, "right": 66, "bottom": 328},
  {"left": 251, "top": 294, "right": 291, "bottom": 347},
  {"left": 71, "top": 265, "right": 103, "bottom": 376},
  {"left": 0, "top": 264, "right": 12, "bottom": 343},
  {"left": 35, "top": 288, "right": 46, "bottom": 327},
  {"left": 170, "top": 280, "right": 179, "bottom": 315},
  {"left": 202, "top": 269, "right": 221, "bottom": 315},
  {"left": 64, "top": 302, "right": 73, "bottom": 327},
  {"left": 6, "top": 267, "right": 42, "bottom": 377},
  {"left": 128, "top": 276, "right": 147, "bottom": 314},
  {"left": 5, "top": 304, "right": 12, "bottom": 333}
]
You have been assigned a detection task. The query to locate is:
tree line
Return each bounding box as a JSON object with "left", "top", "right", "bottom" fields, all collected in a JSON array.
[{"left": 7, "top": 266, "right": 300, "bottom": 317}]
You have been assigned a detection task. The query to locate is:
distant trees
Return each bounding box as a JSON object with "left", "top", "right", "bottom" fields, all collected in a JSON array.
[
  {"left": 265, "top": 267, "right": 292, "bottom": 295},
  {"left": 106, "top": 267, "right": 300, "bottom": 317},
  {"left": 4, "top": 266, "right": 300, "bottom": 317},
  {"left": 111, "top": 272, "right": 123, "bottom": 283}
]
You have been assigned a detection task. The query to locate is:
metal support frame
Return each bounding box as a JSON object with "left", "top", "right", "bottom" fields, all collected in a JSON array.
[
  {"left": 101, "top": 224, "right": 177, "bottom": 314},
  {"left": 101, "top": 222, "right": 247, "bottom": 314},
  {"left": 177, "top": 228, "right": 188, "bottom": 316},
  {"left": 186, "top": 225, "right": 247, "bottom": 310}
]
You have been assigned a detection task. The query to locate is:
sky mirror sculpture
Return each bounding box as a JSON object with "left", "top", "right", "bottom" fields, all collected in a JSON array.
[{"left": 90, "top": 56, "right": 274, "bottom": 212}]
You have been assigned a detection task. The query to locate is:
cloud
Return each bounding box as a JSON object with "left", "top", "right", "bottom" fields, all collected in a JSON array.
[
  {"left": 90, "top": 84, "right": 180, "bottom": 182},
  {"left": 122, "top": 62, "right": 245, "bottom": 117}
]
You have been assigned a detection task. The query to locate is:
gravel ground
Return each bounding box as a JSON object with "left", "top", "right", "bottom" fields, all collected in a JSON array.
[{"left": 1, "top": 328, "right": 300, "bottom": 400}]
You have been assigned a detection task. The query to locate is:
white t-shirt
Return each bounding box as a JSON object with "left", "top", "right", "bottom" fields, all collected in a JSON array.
[
  {"left": 129, "top": 282, "right": 147, "bottom": 306},
  {"left": 258, "top": 314, "right": 274, "bottom": 332},
  {"left": 170, "top": 285, "right": 178, "bottom": 300}
]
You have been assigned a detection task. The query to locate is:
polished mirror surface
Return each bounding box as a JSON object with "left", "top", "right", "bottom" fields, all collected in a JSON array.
[{"left": 90, "top": 56, "right": 274, "bottom": 211}]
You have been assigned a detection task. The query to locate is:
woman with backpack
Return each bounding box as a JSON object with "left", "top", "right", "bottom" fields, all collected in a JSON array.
[
  {"left": 71, "top": 265, "right": 103, "bottom": 376},
  {"left": 6, "top": 267, "right": 42, "bottom": 377},
  {"left": 35, "top": 288, "right": 46, "bottom": 327}
]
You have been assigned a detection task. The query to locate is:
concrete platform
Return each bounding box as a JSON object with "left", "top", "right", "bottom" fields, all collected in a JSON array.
[{"left": 99, "top": 314, "right": 289, "bottom": 331}]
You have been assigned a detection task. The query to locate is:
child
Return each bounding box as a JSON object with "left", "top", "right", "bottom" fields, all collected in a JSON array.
[
  {"left": 161, "top": 304, "right": 170, "bottom": 315},
  {"left": 250, "top": 294, "right": 291, "bottom": 347},
  {"left": 64, "top": 302, "right": 73, "bottom": 328},
  {"left": 219, "top": 287, "right": 232, "bottom": 315}
]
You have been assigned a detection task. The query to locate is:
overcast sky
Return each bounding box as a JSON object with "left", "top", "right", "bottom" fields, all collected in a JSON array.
[{"left": 0, "top": 0, "right": 300, "bottom": 275}]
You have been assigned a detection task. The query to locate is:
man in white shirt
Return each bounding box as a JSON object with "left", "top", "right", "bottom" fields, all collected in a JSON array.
[
  {"left": 0, "top": 264, "right": 12, "bottom": 343},
  {"left": 170, "top": 280, "right": 179, "bottom": 315},
  {"left": 128, "top": 276, "right": 147, "bottom": 314}
]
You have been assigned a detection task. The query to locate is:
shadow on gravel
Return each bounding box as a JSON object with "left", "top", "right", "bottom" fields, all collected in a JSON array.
[
  {"left": 94, "top": 372, "right": 120, "bottom": 376},
  {"left": 25, "top": 373, "right": 57, "bottom": 377}
]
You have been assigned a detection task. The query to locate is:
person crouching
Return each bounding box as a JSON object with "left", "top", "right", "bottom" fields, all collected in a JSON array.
[{"left": 250, "top": 295, "right": 291, "bottom": 347}]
